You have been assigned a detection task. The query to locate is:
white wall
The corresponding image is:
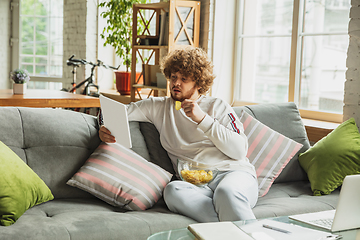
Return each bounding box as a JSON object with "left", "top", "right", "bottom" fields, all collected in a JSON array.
[
  {"left": 97, "top": 0, "right": 117, "bottom": 90},
  {"left": 211, "top": 0, "right": 236, "bottom": 104}
]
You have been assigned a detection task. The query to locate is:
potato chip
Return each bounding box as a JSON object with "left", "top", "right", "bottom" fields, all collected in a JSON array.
[
  {"left": 180, "top": 169, "right": 213, "bottom": 185},
  {"left": 175, "top": 101, "right": 181, "bottom": 110}
]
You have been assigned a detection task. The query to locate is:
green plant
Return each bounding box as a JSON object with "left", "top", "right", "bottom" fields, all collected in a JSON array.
[
  {"left": 99, "top": 0, "right": 147, "bottom": 72},
  {"left": 11, "top": 69, "right": 30, "bottom": 84}
]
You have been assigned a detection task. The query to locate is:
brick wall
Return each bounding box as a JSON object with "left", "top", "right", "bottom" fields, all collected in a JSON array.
[
  {"left": 344, "top": 0, "right": 360, "bottom": 125},
  {"left": 199, "top": 0, "right": 214, "bottom": 57},
  {"left": 63, "top": 0, "right": 98, "bottom": 92}
]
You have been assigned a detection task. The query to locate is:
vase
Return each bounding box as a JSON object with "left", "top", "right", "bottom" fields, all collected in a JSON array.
[
  {"left": 114, "top": 71, "right": 143, "bottom": 95},
  {"left": 13, "top": 83, "right": 27, "bottom": 95},
  {"left": 115, "top": 71, "right": 131, "bottom": 95}
]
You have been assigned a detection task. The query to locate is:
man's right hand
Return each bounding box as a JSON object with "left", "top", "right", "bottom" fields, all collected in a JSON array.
[{"left": 99, "top": 125, "right": 116, "bottom": 143}]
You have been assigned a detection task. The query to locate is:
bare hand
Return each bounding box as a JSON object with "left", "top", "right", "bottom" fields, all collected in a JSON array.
[
  {"left": 99, "top": 125, "right": 116, "bottom": 143},
  {"left": 182, "top": 99, "right": 206, "bottom": 124}
]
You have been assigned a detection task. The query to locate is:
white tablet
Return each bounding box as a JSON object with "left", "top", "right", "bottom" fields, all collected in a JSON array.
[{"left": 99, "top": 95, "right": 132, "bottom": 148}]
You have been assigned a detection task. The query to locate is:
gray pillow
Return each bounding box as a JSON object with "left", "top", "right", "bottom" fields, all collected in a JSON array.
[{"left": 139, "top": 122, "right": 176, "bottom": 177}]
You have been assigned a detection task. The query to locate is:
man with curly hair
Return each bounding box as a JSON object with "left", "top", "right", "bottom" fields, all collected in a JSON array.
[{"left": 99, "top": 47, "right": 258, "bottom": 222}]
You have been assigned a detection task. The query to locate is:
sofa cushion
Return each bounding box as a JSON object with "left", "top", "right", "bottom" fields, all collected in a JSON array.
[
  {"left": 129, "top": 121, "right": 151, "bottom": 160},
  {"left": 239, "top": 110, "right": 303, "bottom": 196},
  {"left": 0, "top": 107, "right": 27, "bottom": 159},
  {"left": 0, "top": 198, "right": 196, "bottom": 240},
  {"left": 140, "top": 122, "right": 176, "bottom": 177},
  {"left": 67, "top": 142, "right": 173, "bottom": 210},
  {"left": 0, "top": 141, "right": 54, "bottom": 226},
  {"left": 299, "top": 118, "right": 360, "bottom": 196},
  {"left": 0, "top": 107, "right": 102, "bottom": 199},
  {"left": 233, "top": 102, "right": 310, "bottom": 183},
  {"left": 253, "top": 181, "right": 340, "bottom": 219}
]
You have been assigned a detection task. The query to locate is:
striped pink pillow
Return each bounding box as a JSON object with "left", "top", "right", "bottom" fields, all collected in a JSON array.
[
  {"left": 67, "top": 143, "right": 172, "bottom": 210},
  {"left": 239, "top": 110, "right": 303, "bottom": 197}
]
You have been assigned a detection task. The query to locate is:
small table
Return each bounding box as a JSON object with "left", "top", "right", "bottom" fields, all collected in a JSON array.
[
  {"left": 0, "top": 89, "right": 100, "bottom": 108},
  {"left": 147, "top": 216, "right": 360, "bottom": 240}
]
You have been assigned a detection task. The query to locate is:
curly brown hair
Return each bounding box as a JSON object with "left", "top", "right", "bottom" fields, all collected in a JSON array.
[{"left": 160, "top": 47, "right": 215, "bottom": 94}]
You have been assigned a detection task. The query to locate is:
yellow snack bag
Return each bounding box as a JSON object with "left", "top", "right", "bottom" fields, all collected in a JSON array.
[{"left": 175, "top": 101, "right": 181, "bottom": 110}]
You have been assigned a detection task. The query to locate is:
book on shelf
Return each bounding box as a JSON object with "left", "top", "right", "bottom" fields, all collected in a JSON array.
[
  {"left": 158, "top": 11, "right": 168, "bottom": 46},
  {"left": 142, "top": 64, "right": 149, "bottom": 86},
  {"left": 142, "top": 64, "right": 163, "bottom": 87}
]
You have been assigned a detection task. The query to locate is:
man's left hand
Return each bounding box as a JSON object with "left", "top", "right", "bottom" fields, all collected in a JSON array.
[{"left": 182, "top": 99, "right": 206, "bottom": 124}]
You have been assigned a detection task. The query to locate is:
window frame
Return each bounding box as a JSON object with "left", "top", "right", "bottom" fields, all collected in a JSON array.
[
  {"left": 11, "top": 0, "right": 64, "bottom": 86},
  {"left": 233, "top": 0, "right": 346, "bottom": 123}
]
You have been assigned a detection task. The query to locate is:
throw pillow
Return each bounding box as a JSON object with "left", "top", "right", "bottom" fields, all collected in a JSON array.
[
  {"left": 239, "top": 110, "right": 303, "bottom": 197},
  {"left": 298, "top": 118, "right": 360, "bottom": 196},
  {"left": 67, "top": 142, "right": 173, "bottom": 210},
  {"left": 0, "top": 141, "right": 54, "bottom": 226}
]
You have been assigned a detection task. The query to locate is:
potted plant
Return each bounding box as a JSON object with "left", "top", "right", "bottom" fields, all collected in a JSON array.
[
  {"left": 99, "top": 0, "right": 147, "bottom": 95},
  {"left": 11, "top": 69, "right": 30, "bottom": 94}
]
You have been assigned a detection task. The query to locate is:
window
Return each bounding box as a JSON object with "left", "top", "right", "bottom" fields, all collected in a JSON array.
[
  {"left": 17, "top": 0, "right": 64, "bottom": 90},
  {"left": 235, "top": 0, "right": 350, "bottom": 122}
]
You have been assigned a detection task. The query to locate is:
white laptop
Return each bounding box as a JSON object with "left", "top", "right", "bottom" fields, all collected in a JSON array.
[
  {"left": 289, "top": 174, "right": 360, "bottom": 232},
  {"left": 99, "top": 95, "right": 132, "bottom": 148}
]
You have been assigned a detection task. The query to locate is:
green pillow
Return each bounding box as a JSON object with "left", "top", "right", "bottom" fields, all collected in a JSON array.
[
  {"left": 299, "top": 118, "right": 360, "bottom": 196},
  {"left": 0, "top": 141, "right": 54, "bottom": 226}
]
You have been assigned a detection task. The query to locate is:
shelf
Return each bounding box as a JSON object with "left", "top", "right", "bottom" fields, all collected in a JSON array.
[
  {"left": 133, "top": 84, "right": 166, "bottom": 91},
  {"left": 134, "top": 45, "right": 168, "bottom": 50},
  {"left": 134, "top": 2, "right": 169, "bottom": 9},
  {"left": 100, "top": 89, "right": 147, "bottom": 104},
  {"left": 131, "top": 0, "right": 200, "bottom": 102}
]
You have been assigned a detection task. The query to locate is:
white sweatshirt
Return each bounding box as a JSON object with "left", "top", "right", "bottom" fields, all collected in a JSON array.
[{"left": 127, "top": 95, "right": 256, "bottom": 178}]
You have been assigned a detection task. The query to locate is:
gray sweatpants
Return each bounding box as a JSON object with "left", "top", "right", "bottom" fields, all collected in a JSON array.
[{"left": 163, "top": 170, "right": 258, "bottom": 223}]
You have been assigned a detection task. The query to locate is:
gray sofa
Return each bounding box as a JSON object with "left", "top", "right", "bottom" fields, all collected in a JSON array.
[{"left": 0, "top": 102, "right": 340, "bottom": 240}]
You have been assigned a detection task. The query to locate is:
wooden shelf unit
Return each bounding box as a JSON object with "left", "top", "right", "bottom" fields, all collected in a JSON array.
[{"left": 130, "top": 0, "right": 201, "bottom": 102}]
